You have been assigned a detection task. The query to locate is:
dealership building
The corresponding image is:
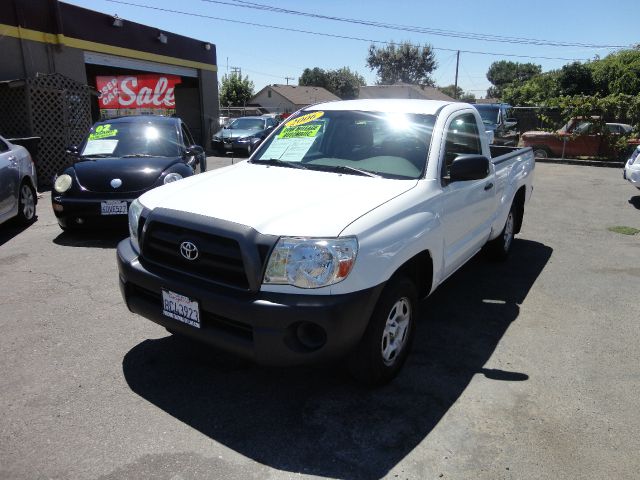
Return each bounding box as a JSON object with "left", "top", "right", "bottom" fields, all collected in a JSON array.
[{"left": 0, "top": 0, "right": 218, "bottom": 184}]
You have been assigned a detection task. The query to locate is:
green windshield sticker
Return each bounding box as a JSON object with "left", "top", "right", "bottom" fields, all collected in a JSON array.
[
  {"left": 89, "top": 124, "right": 118, "bottom": 140},
  {"left": 277, "top": 124, "right": 321, "bottom": 139}
]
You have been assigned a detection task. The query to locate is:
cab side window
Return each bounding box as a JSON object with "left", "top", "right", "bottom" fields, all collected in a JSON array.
[
  {"left": 0, "top": 139, "right": 9, "bottom": 153},
  {"left": 441, "top": 113, "right": 482, "bottom": 180},
  {"left": 181, "top": 123, "right": 195, "bottom": 147}
]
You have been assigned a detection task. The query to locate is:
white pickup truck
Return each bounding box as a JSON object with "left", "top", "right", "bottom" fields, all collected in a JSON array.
[{"left": 117, "top": 99, "right": 535, "bottom": 384}]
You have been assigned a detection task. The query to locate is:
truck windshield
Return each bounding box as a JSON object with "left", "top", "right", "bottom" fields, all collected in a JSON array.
[
  {"left": 81, "top": 122, "right": 180, "bottom": 158},
  {"left": 251, "top": 110, "right": 435, "bottom": 179},
  {"left": 473, "top": 105, "right": 500, "bottom": 126}
]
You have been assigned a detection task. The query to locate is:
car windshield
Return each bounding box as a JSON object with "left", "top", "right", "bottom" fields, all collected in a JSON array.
[
  {"left": 251, "top": 110, "right": 436, "bottom": 179},
  {"left": 474, "top": 105, "right": 500, "bottom": 125},
  {"left": 80, "top": 121, "right": 180, "bottom": 158},
  {"left": 228, "top": 118, "right": 265, "bottom": 130}
]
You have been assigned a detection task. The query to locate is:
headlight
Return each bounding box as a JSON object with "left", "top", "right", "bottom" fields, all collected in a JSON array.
[
  {"left": 54, "top": 174, "right": 72, "bottom": 193},
  {"left": 128, "top": 199, "right": 144, "bottom": 253},
  {"left": 264, "top": 237, "right": 358, "bottom": 289},
  {"left": 164, "top": 172, "right": 183, "bottom": 184}
]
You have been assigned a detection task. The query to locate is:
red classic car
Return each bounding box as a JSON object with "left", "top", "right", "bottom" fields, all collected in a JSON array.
[{"left": 521, "top": 118, "right": 638, "bottom": 159}]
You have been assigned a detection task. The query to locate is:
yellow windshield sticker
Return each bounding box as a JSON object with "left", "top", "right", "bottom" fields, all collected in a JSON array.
[
  {"left": 89, "top": 124, "right": 118, "bottom": 140},
  {"left": 278, "top": 124, "right": 322, "bottom": 139},
  {"left": 285, "top": 111, "right": 324, "bottom": 127}
]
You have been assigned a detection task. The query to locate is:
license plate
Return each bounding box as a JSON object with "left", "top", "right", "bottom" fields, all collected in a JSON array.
[
  {"left": 162, "top": 289, "right": 200, "bottom": 328},
  {"left": 101, "top": 200, "right": 128, "bottom": 215}
]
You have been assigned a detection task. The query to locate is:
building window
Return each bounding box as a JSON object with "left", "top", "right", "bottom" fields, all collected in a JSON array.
[{"left": 268, "top": 90, "right": 272, "bottom": 98}]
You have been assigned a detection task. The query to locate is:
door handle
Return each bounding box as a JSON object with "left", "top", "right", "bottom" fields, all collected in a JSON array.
[{"left": 484, "top": 182, "right": 494, "bottom": 191}]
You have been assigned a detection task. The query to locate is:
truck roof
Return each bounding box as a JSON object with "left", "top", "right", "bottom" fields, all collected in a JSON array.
[{"left": 307, "top": 99, "right": 457, "bottom": 115}]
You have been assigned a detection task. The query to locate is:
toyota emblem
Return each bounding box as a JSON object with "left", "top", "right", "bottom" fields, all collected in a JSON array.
[
  {"left": 110, "top": 178, "right": 122, "bottom": 189},
  {"left": 179, "top": 241, "right": 199, "bottom": 261}
]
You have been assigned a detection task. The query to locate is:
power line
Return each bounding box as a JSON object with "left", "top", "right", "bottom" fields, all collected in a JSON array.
[
  {"left": 203, "top": 0, "right": 627, "bottom": 50},
  {"left": 105, "top": 0, "right": 595, "bottom": 62}
]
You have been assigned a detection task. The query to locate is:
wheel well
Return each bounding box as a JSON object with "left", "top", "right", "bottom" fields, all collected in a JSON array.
[
  {"left": 393, "top": 250, "right": 433, "bottom": 299},
  {"left": 513, "top": 186, "right": 526, "bottom": 234}
]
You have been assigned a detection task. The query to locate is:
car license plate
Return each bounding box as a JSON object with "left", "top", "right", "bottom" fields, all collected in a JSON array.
[
  {"left": 162, "top": 289, "right": 200, "bottom": 328},
  {"left": 100, "top": 200, "right": 128, "bottom": 215}
]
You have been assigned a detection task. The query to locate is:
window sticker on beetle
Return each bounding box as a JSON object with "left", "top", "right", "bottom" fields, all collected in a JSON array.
[
  {"left": 89, "top": 124, "right": 119, "bottom": 140},
  {"left": 285, "top": 111, "right": 324, "bottom": 127},
  {"left": 82, "top": 139, "right": 119, "bottom": 156},
  {"left": 262, "top": 122, "right": 323, "bottom": 161}
]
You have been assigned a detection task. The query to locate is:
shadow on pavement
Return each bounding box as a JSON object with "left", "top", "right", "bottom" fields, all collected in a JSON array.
[
  {"left": 123, "top": 239, "right": 552, "bottom": 479},
  {"left": 629, "top": 196, "right": 640, "bottom": 209},
  {"left": 53, "top": 228, "right": 128, "bottom": 249},
  {"left": 0, "top": 217, "right": 38, "bottom": 247}
]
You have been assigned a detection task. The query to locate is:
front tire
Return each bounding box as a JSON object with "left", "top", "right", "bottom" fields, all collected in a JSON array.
[
  {"left": 348, "top": 276, "right": 417, "bottom": 385},
  {"left": 533, "top": 146, "right": 550, "bottom": 159},
  {"left": 16, "top": 181, "right": 36, "bottom": 225}
]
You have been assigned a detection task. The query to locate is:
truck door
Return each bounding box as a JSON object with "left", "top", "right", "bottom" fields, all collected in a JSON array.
[
  {"left": 439, "top": 112, "right": 495, "bottom": 277},
  {"left": 0, "top": 139, "right": 18, "bottom": 216}
]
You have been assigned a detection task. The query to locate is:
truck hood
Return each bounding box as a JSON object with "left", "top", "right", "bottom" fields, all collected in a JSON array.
[
  {"left": 139, "top": 161, "right": 418, "bottom": 237},
  {"left": 521, "top": 130, "right": 559, "bottom": 139}
]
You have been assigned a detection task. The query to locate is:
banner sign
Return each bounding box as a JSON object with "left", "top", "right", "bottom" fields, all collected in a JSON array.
[{"left": 96, "top": 75, "right": 182, "bottom": 109}]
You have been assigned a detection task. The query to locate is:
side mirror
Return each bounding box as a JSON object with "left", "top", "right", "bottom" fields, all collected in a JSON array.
[
  {"left": 184, "top": 145, "right": 204, "bottom": 167},
  {"left": 450, "top": 155, "right": 490, "bottom": 182},
  {"left": 66, "top": 145, "right": 79, "bottom": 156}
]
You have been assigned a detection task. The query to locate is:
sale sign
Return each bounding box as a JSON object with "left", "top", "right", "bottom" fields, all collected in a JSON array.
[{"left": 96, "top": 74, "right": 182, "bottom": 109}]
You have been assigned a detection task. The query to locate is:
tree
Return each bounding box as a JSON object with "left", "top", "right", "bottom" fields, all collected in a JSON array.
[
  {"left": 590, "top": 49, "right": 640, "bottom": 96},
  {"left": 558, "top": 62, "right": 595, "bottom": 96},
  {"left": 366, "top": 41, "right": 437, "bottom": 86},
  {"left": 486, "top": 61, "right": 542, "bottom": 99},
  {"left": 219, "top": 72, "right": 254, "bottom": 107},
  {"left": 439, "top": 84, "right": 476, "bottom": 102},
  {"left": 299, "top": 66, "right": 366, "bottom": 99},
  {"left": 299, "top": 68, "right": 329, "bottom": 90}
]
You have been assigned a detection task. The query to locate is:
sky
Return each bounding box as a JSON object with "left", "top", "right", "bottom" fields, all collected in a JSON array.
[{"left": 65, "top": 0, "right": 639, "bottom": 98}]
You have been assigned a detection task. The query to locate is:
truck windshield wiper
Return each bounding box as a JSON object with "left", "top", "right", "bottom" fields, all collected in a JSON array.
[
  {"left": 326, "top": 165, "right": 380, "bottom": 178},
  {"left": 252, "top": 158, "right": 308, "bottom": 169},
  {"left": 121, "top": 154, "right": 157, "bottom": 158}
]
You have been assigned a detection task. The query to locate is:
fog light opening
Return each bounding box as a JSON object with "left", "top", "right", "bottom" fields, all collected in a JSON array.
[
  {"left": 75, "top": 217, "right": 84, "bottom": 224},
  {"left": 296, "top": 322, "right": 327, "bottom": 351}
]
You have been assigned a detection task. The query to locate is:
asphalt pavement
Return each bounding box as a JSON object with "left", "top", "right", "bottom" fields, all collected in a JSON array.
[{"left": 0, "top": 161, "right": 639, "bottom": 479}]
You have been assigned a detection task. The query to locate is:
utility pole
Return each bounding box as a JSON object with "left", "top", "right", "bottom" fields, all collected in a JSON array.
[
  {"left": 284, "top": 76, "right": 294, "bottom": 85},
  {"left": 454, "top": 50, "right": 460, "bottom": 100},
  {"left": 230, "top": 66, "right": 241, "bottom": 77}
]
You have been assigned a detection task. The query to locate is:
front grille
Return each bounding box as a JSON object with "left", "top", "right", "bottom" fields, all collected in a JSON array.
[{"left": 143, "top": 221, "right": 250, "bottom": 289}]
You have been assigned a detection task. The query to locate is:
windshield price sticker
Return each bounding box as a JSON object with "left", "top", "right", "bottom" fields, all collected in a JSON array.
[
  {"left": 278, "top": 124, "right": 322, "bottom": 139},
  {"left": 285, "top": 111, "right": 324, "bottom": 127},
  {"left": 89, "top": 124, "right": 118, "bottom": 140}
]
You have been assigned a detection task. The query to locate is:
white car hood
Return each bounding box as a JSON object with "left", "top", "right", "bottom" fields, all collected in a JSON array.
[{"left": 139, "top": 161, "right": 418, "bottom": 237}]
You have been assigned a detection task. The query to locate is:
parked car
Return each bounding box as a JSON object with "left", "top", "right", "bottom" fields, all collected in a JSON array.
[
  {"left": 0, "top": 135, "right": 37, "bottom": 226},
  {"left": 472, "top": 103, "right": 519, "bottom": 146},
  {"left": 623, "top": 145, "right": 640, "bottom": 189},
  {"left": 117, "top": 99, "right": 535, "bottom": 385},
  {"left": 521, "top": 118, "right": 637, "bottom": 159},
  {"left": 51, "top": 115, "right": 205, "bottom": 231},
  {"left": 211, "top": 116, "right": 278, "bottom": 156}
]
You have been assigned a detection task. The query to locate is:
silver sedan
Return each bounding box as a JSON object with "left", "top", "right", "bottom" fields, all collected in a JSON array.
[{"left": 0, "top": 135, "right": 37, "bottom": 226}]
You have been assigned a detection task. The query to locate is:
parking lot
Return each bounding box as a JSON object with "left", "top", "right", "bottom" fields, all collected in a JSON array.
[{"left": 1, "top": 161, "right": 639, "bottom": 479}]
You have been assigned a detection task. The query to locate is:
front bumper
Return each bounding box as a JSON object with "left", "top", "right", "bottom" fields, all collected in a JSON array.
[
  {"left": 624, "top": 164, "right": 640, "bottom": 188},
  {"left": 212, "top": 138, "right": 257, "bottom": 156},
  {"left": 52, "top": 194, "right": 134, "bottom": 228},
  {"left": 117, "top": 238, "right": 384, "bottom": 366}
]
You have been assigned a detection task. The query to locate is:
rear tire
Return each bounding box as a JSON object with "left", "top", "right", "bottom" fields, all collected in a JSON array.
[
  {"left": 16, "top": 181, "right": 36, "bottom": 225},
  {"left": 533, "top": 147, "right": 550, "bottom": 159},
  {"left": 487, "top": 203, "right": 516, "bottom": 261},
  {"left": 348, "top": 276, "right": 417, "bottom": 386}
]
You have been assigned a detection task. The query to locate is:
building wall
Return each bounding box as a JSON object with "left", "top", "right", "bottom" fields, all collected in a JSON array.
[{"left": 0, "top": 37, "right": 87, "bottom": 83}]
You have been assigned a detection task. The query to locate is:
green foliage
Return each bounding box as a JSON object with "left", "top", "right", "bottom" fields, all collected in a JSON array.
[
  {"left": 366, "top": 41, "right": 437, "bottom": 86},
  {"left": 219, "top": 73, "right": 254, "bottom": 107},
  {"left": 558, "top": 62, "right": 595, "bottom": 96},
  {"left": 439, "top": 84, "right": 476, "bottom": 102},
  {"left": 590, "top": 49, "right": 640, "bottom": 96},
  {"left": 299, "top": 66, "right": 366, "bottom": 99},
  {"left": 502, "top": 72, "right": 560, "bottom": 106},
  {"left": 486, "top": 61, "right": 542, "bottom": 98}
]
